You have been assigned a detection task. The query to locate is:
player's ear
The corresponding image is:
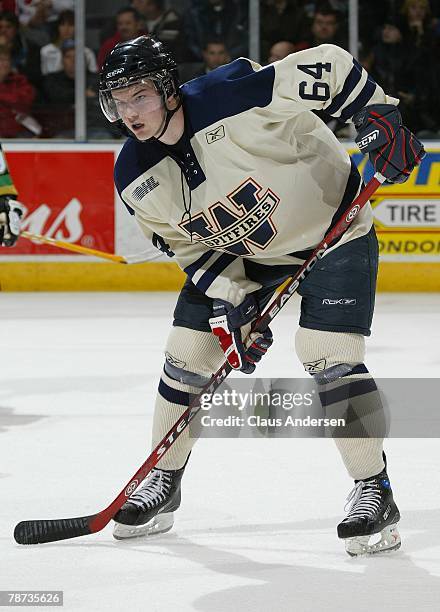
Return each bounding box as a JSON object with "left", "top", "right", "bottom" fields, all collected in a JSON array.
[{"left": 166, "top": 94, "right": 179, "bottom": 110}]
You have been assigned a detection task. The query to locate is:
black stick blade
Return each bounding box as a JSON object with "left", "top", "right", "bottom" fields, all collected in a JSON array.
[{"left": 14, "top": 515, "right": 94, "bottom": 544}]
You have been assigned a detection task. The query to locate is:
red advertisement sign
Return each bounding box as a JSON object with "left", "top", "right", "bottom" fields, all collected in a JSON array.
[{"left": 3, "top": 151, "right": 115, "bottom": 255}]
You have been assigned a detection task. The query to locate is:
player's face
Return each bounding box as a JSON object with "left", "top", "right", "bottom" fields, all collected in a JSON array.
[{"left": 112, "top": 81, "right": 166, "bottom": 140}]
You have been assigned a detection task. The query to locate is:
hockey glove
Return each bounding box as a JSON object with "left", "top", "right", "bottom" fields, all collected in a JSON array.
[
  {"left": 0, "top": 196, "right": 23, "bottom": 247},
  {"left": 354, "top": 104, "right": 425, "bottom": 184},
  {"left": 209, "top": 295, "right": 273, "bottom": 374}
]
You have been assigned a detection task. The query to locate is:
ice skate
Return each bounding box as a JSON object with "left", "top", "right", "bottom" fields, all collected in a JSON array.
[
  {"left": 337, "top": 469, "right": 401, "bottom": 556},
  {"left": 113, "top": 466, "right": 185, "bottom": 540}
]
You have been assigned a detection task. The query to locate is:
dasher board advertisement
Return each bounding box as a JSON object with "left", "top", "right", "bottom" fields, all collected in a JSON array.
[{"left": 351, "top": 148, "right": 440, "bottom": 262}]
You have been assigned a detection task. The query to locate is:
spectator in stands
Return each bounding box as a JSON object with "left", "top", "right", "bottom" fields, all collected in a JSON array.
[
  {"left": 131, "top": 0, "right": 186, "bottom": 61},
  {"left": 395, "top": 1, "right": 440, "bottom": 134},
  {"left": 267, "top": 40, "right": 295, "bottom": 63},
  {"left": 298, "top": 3, "right": 346, "bottom": 50},
  {"left": 371, "top": 21, "right": 407, "bottom": 91},
  {"left": 0, "top": 11, "right": 25, "bottom": 70},
  {"left": 179, "top": 38, "right": 230, "bottom": 81},
  {"left": 261, "top": 1, "right": 306, "bottom": 62},
  {"left": 17, "top": 0, "right": 74, "bottom": 46},
  {"left": 42, "top": 40, "right": 115, "bottom": 138},
  {"left": 184, "top": 0, "right": 248, "bottom": 61},
  {"left": 0, "top": 11, "right": 41, "bottom": 85},
  {"left": 399, "top": 0, "right": 438, "bottom": 49},
  {"left": 300, "top": 0, "right": 347, "bottom": 19},
  {"left": 201, "top": 38, "right": 230, "bottom": 71},
  {"left": 358, "top": 1, "right": 390, "bottom": 52},
  {"left": 40, "top": 10, "right": 97, "bottom": 76},
  {"left": 370, "top": 21, "right": 418, "bottom": 129},
  {"left": 98, "top": 6, "right": 144, "bottom": 69},
  {"left": 0, "top": 45, "right": 35, "bottom": 137},
  {"left": 414, "top": 62, "right": 440, "bottom": 137}
]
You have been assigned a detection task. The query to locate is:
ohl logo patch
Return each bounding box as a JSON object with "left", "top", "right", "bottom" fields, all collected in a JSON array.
[{"left": 179, "top": 178, "right": 280, "bottom": 256}]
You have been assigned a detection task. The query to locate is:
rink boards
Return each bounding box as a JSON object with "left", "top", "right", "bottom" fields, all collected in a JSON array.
[{"left": 0, "top": 141, "right": 439, "bottom": 291}]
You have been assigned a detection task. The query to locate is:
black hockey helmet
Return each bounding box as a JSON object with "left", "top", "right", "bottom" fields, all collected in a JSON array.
[{"left": 99, "top": 35, "right": 180, "bottom": 128}]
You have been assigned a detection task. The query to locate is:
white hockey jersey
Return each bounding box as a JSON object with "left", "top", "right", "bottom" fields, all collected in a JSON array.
[{"left": 114, "top": 44, "right": 398, "bottom": 306}]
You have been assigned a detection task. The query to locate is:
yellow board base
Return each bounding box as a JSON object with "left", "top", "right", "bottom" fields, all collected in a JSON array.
[
  {"left": 0, "top": 262, "right": 439, "bottom": 292},
  {"left": 0, "top": 262, "right": 186, "bottom": 291},
  {"left": 378, "top": 263, "right": 440, "bottom": 292}
]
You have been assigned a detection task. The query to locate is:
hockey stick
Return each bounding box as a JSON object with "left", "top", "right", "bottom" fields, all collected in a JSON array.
[
  {"left": 14, "top": 172, "right": 385, "bottom": 545},
  {"left": 21, "top": 230, "right": 166, "bottom": 264},
  {"left": 21, "top": 231, "right": 128, "bottom": 263}
]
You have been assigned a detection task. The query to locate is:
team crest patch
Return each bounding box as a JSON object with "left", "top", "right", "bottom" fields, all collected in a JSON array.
[
  {"left": 179, "top": 177, "right": 280, "bottom": 256},
  {"left": 205, "top": 125, "right": 225, "bottom": 144},
  {"left": 304, "top": 359, "right": 326, "bottom": 373}
]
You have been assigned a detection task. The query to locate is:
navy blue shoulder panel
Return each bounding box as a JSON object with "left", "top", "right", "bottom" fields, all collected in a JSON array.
[
  {"left": 181, "top": 59, "right": 275, "bottom": 135},
  {"left": 114, "top": 137, "right": 167, "bottom": 215}
]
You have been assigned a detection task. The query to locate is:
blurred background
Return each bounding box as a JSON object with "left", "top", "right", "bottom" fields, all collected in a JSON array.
[
  {"left": 1, "top": 0, "right": 439, "bottom": 140},
  {"left": 0, "top": 0, "right": 439, "bottom": 292}
]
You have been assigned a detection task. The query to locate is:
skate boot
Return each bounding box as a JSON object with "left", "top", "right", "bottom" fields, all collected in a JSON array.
[
  {"left": 113, "top": 465, "right": 185, "bottom": 540},
  {"left": 337, "top": 469, "right": 401, "bottom": 556}
]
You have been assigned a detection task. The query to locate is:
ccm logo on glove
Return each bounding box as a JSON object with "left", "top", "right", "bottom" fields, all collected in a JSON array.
[{"left": 354, "top": 103, "right": 425, "bottom": 184}]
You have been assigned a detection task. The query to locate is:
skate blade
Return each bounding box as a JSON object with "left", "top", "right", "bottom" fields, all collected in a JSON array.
[
  {"left": 345, "top": 523, "right": 401, "bottom": 557},
  {"left": 113, "top": 512, "right": 174, "bottom": 540}
]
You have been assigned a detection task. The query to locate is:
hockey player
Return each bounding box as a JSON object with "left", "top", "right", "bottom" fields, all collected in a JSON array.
[
  {"left": 0, "top": 145, "right": 23, "bottom": 247},
  {"left": 99, "top": 36, "right": 424, "bottom": 555}
]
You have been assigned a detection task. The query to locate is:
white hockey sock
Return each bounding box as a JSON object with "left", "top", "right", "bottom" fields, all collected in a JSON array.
[
  {"left": 295, "top": 328, "right": 385, "bottom": 480},
  {"left": 152, "top": 369, "right": 200, "bottom": 470},
  {"left": 152, "top": 327, "right": 224, "bottom": 470}
]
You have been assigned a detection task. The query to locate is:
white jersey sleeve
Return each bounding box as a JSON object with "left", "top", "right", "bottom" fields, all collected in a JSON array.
[{"left": 262, "top": 44, "right": 399, "bottom": 122}]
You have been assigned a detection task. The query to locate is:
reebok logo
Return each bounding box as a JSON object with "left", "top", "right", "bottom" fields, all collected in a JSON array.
[
  {"left": 165, "top": 352, "right": 187, "bottom": 369},
  {"left": 304, "top": 359, "right": 326, "bottom": 373},
  {"left": 322, "top": 298, "right": 357, "bottom": 305},
  {"left": 206, "top": 125, "right": 225, "bottom": 144},
  {"left": 358, "top": 129, "right": 380, "bottom": 150}
]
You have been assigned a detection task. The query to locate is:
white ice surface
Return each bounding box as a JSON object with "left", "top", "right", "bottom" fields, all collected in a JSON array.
[{"left": 1, "top": 292, "right": 440, "bottom": 612}]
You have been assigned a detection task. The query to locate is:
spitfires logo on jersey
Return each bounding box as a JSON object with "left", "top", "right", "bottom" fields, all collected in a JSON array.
[
  {"left": 3, "top": 151, "right": 115, "bottom": 255},
  {"left": 179, "top": 178, "right": 280, "bottom": 256}
]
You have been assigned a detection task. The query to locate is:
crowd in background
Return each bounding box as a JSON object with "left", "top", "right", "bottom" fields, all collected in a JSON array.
[{"left": 0, "top": 0, "right": 439, "bottom": 139}]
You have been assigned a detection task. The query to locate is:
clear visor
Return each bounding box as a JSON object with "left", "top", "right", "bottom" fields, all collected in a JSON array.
[{"left": 99, "top": 77, "right": 164, "bottom": 123}]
